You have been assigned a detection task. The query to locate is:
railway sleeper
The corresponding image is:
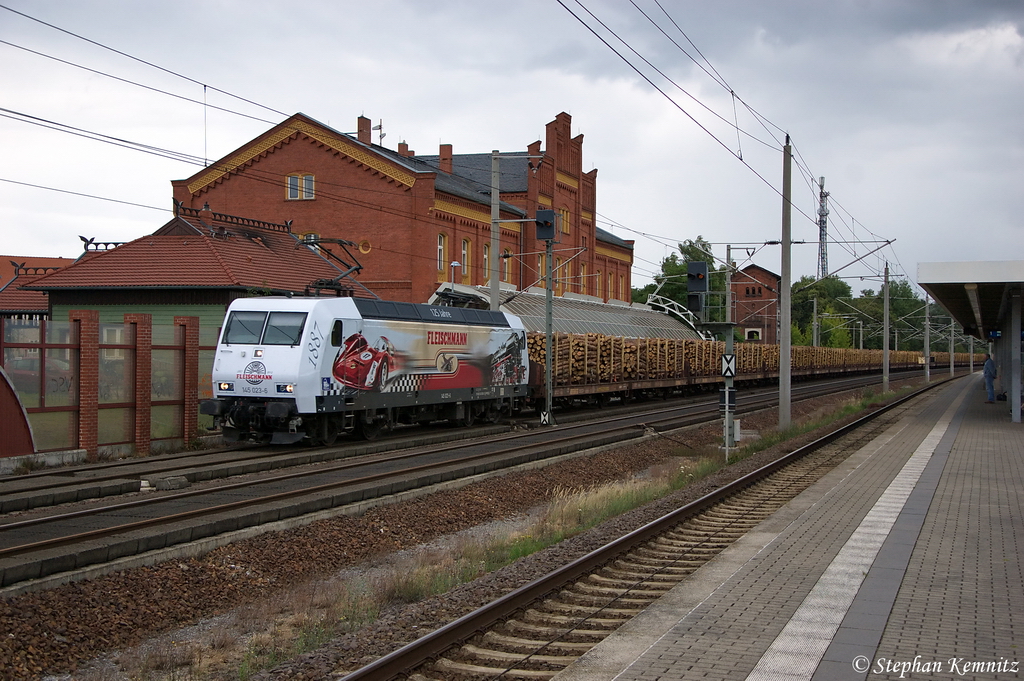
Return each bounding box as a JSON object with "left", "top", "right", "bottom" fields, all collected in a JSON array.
[
  {"left": 505, "top": 619, "right": 610, "bottom": 640},
  {"left": 614, "top": 555, "right": 698, "bottom": 570},
  {"left": 635, "top": 545, "right": 722, "bottom": 560},
  {"left": 653, "top": 536, "right": 732, "bottom": 550},
  {"left": 524, "top": 608, "right": 628, "bottom": 628},
  {"left": 432, "top": 656, "right": 557, "bottom": 679},
  {"left": 608, "top": 565, "right": 695, "bottom": 581},
  {"left": 460, "top": 643, "right": 577, "bottom": 667},
  {"left": 571, "top": 586, "right": 665, "bottom": 602},
  {"left": 587, "top": 573, "right": 677, "bottom": 591},
  {"left": 552, "top": 585, "right": 647, "bottom": 606},
  {"left": 601, "top": 565, "right": 684, "bottom": 582},
  {"left": 483, "top": 631, "right": 597, "bottom": 653},
  {"left": 618, "top": 554, "right": 705, "bottom": 569},
  {"left": 667, "top": 529, "right": 750, "bottom": 542},
  {"left": 541, "top": 599, "right": 644, "bottom": 617}
]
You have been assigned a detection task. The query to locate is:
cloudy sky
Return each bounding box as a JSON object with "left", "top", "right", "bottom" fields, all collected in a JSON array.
[{"left": 1, "top": 0, "right": 1021, "bottom": 293}]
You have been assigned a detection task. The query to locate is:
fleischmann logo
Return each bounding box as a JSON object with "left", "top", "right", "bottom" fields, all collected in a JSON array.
[{"left": 238, "top": 361, "right": 271, "bottom": 385}]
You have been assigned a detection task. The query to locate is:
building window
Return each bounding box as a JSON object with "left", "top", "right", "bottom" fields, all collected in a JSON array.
[
  {"left": 608, "top": 273, "right": 614, "bottom": 300},
  {"left": 757, "top": 286, "right": 762, "bottom": 297},
  {"left": 461, "top": 239, "right": 471, "bottom": 282},
  {"left": 596, "top": 270, "right": 602, "bottom": 299},
  {"left": 502, "top": 249, "right": 511, "bottom": 282},
  {"left": 286, "top": 173, "right": 314, "bottom": 200},
  {"left": 619, "top": 275, "right": 624, "bottom": 300},
  {"left": 581, "top": 263, "right": 587, "bottom": 295},
  {"left": 746, "top": 328, "right": 762, "bottom": 341},
  {"left": 437, "top": 233, "right": 447, "bottom": 271},
  {"left": 482, "top": 244, "right": 489, "bottom": 283},
  {"left": 559, "top": 208, "right": 570, "bottom": 234}
]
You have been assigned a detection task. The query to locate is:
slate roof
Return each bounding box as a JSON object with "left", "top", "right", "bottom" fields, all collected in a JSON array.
[
  {"left": 23, "top": 208, "right": 350, "bottom": 295},
  {"left": 417, "top": 151, "right": 632, "bottom": 251}
]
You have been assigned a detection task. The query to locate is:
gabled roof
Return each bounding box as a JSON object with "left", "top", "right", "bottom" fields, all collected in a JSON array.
[
  {"left": 175, "top": 113, "right": 525, "bottom": 218},
  {"left": 24, "top": 206, "right": 349, "bottom": 295}
]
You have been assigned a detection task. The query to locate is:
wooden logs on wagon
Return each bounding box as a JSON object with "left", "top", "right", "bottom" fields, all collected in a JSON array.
[{"left": 525, "top": 331, "right": 930, "bottom": 386}]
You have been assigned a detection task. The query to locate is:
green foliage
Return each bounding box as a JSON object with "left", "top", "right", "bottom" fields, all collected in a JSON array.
[{"left": 633, "top": 236, "right": 729, "bottom": 322}]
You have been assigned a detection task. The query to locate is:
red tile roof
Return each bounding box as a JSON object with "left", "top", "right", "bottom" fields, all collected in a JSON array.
[
  {"left": 0, "top": 272, "right": 52, "bottom": 314},
  {"left": 0, "top": 256, "right": 73, "bottom": 289},
  {"left": 25, "top": 208, "right": 351, "bottom": 295}
]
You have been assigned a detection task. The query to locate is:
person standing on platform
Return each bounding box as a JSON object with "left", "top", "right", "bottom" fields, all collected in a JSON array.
[{"left": 983, "top": 353, "right": 997, "bottom": 403}]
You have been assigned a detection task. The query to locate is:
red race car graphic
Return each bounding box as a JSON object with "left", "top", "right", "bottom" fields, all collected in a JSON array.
[{"left": 332, "top": 333, "right": 396, "bottom": 391}]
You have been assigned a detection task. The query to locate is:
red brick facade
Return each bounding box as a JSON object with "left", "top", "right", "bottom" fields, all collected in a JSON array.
[
  {"left": 731, "top": 265, "right": 781, "bottom": 345},
  {"left": 171, "top": 112, "right": 633, "bottom": 304}
]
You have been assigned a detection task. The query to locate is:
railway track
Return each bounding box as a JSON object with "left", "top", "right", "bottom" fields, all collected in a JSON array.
[
  {"left": 338, "top": 377, "right": 943, "bottom": 680},
  {"left": 0, "top": 371, "right": 912, "bottom": 508},
  {"left": 0, "top": 371, "right": 936, "bottom": 592}
]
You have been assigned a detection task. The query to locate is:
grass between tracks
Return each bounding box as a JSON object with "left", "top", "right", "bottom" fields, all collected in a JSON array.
[{"left": 121, "top": 384, "right": 915, "bottom": 680}]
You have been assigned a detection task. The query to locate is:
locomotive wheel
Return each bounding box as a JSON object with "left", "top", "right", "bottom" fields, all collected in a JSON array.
[
  {"left": 319, "top": 417, "right": 339, "bottom": 446},
  {"left": 460, "top": 407, "right": 476, "bottom": 427},
  {"left": 358, "top": 420, "right": 381, "bottom": 440},
  {"left": 483, "top": 403, "right": 500, "bottom": 424}
]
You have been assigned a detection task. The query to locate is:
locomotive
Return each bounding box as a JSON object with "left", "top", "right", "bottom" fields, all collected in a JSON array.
[{"left": 200, "top": 296, "right": 530, "bottom": 444}]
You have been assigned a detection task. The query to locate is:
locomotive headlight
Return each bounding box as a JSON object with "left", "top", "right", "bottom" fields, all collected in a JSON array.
[
  {"left": 254, "top": 349, "right": 264, "bottom": 358},
  {"left": 218, "top": 382, "right": 234, "bottom": 391},
  {"left": 276, "top": 384, "right": 294, "bottom": 394}
]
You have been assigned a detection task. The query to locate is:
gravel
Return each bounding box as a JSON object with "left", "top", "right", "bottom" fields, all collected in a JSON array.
[{"left": 0, "top": 377, "right": 928, "bottom": 681}]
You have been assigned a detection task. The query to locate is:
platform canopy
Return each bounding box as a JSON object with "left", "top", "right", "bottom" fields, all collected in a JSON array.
[
  {"left": 918, "top": 261, "right": 1024, "bottom": 340},
  {"left": 918, "top": 260, "right": 1023, "bottom": 424}
]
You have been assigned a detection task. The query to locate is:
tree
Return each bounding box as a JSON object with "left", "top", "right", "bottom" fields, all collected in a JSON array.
[{"left": 633, "top": 236, "right": 724, "bottom": 321}]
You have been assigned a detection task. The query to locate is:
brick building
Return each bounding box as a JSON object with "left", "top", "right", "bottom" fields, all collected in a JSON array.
[
  {"left": 731, "top": 264, "right": 780, "bottom": 344},
  {"left": 171, "top": 112, "right": 634, "bottom": 305}
]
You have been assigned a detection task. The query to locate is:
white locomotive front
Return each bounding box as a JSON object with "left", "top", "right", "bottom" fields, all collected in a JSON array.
[{"left": 201, "top": 296, "right": 529, "bottom": 444}]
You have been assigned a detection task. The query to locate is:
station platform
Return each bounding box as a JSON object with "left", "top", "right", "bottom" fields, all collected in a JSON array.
[{"left": 555, "top": 373, "right": 1023, "bottom": 681}]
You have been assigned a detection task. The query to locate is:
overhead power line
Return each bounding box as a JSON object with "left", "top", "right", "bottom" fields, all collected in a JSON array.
[{"left": 0, "top": 3, "right": 287, "bottom": 119}]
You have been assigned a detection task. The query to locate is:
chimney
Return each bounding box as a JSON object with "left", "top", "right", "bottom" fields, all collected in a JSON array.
[
  {"left": 357, "top": 116, "right": 372, "bottom": 144},
  {"left": 398, "top": 141, "right": 415, "bottom": 157},
  {"left": 439, "top": 143, "right": 453, "bottom": 174}
]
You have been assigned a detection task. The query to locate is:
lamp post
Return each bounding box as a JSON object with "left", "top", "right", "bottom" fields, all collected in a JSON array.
[{"left": 450, "top": 261, "right": 461, "bottom": 293}]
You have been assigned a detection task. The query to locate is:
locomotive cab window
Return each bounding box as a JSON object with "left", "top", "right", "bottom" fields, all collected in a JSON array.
[
  {"left": 223, "top": 311, "right": 268, "bottom": 344},
  {"left": 331, "top": 320, "right": 343, "bottom": 346},
  {"left": 222, "top": 310, "right": 307, "bottom": 345},
  {"left": 263, "top": 312, "right": 307, "bottom": 345}
]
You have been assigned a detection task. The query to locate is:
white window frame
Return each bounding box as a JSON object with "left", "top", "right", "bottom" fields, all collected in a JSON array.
[{"left": 287, "top": 173, "right": 315, "bottom": 200}]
